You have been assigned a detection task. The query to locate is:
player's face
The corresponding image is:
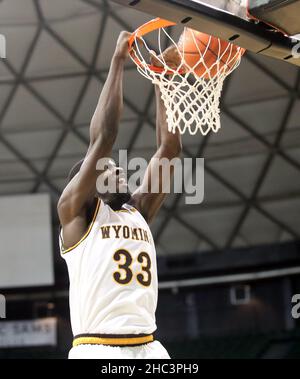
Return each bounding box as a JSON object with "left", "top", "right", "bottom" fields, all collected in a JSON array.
[{"left": 98, "top": 159, "right": 129, "bottom": 202}]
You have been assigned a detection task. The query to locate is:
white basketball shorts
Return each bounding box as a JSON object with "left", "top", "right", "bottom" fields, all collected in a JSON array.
[{"left": 68, "top": 340, "right": 171, "bottom": 359}]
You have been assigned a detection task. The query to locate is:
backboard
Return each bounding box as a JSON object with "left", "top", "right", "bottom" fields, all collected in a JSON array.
[
  {"left": 197, "top": 0, "right": 248, "bottom": 19},
  {"left": 111, "top": 0, "right": 300, "bottom": 67}
]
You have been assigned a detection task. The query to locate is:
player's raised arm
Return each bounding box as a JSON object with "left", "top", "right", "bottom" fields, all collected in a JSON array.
[
  {"left": 57, "top": 32, "right": 130, "bottom": 239},
  {"left": 132, "top": 85, "right": 182, "bottom": 224}
]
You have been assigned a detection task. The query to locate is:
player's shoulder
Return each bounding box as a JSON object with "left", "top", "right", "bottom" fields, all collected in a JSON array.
[
  {"left": 127, "top": 195, "right": 148, "bottom": 219},
  {"left": 60, "top": 198, "right": 101, "bottom": 255}
]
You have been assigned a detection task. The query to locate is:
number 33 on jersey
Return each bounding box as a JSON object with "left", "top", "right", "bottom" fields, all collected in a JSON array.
[{"left": 113, "top": 249, "right": 152, "bottom": 287}]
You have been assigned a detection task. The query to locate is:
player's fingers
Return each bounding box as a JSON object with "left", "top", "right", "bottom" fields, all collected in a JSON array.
[
  {"left": 149, "top": 50, "right": 163, "bottom": 67},
  {"left": 136, "top": 36, "right": 143, "bottom": 47}
]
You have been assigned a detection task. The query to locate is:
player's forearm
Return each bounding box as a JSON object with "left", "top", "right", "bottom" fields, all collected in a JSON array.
[{"left": 90, "top": 54, "right": 125, "bottom": 145}]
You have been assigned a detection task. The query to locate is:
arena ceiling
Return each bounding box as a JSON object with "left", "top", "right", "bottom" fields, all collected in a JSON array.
[{"left": 0, "top": 0, "right": 300, "bottom": 256}]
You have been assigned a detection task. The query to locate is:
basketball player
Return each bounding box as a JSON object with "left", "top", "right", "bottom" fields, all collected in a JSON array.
[{"left": 57, "top": 31, "right": 182, "bottom": 359}]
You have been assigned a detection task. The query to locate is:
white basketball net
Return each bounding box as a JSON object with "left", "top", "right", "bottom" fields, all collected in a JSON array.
[{"left": 130, "top": 27, "right": 244, "bottom": 135}]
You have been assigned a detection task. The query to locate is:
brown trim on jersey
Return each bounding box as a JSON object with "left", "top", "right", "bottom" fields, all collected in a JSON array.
[
  {"left": 114, "top": 206, "right": 137, "bottom": 214},
  {"left": 61, "top": 198, "right": 101, "bottom": 255}
]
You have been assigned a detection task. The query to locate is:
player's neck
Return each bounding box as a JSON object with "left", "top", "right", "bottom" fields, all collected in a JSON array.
[{"left": 107, "top": 193, "right": 132, "bottom": 211}]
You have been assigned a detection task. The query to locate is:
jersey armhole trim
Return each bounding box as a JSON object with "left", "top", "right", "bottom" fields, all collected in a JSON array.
[
  {"left": 130, "top": 205, "right": 149, "bottom": 225},
  {"left": 61, "top": 198, "right": 101, "bottom": 255}
]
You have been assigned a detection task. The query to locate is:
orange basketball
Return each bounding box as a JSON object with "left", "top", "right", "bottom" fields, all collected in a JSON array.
[{"left": 178, "top": 28, "right": 245, "bottom": 78}]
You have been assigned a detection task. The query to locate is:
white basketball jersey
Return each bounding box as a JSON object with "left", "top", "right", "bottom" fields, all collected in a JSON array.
[{"left": 60, "top": 199, "right": 158, "bottom": 337}]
